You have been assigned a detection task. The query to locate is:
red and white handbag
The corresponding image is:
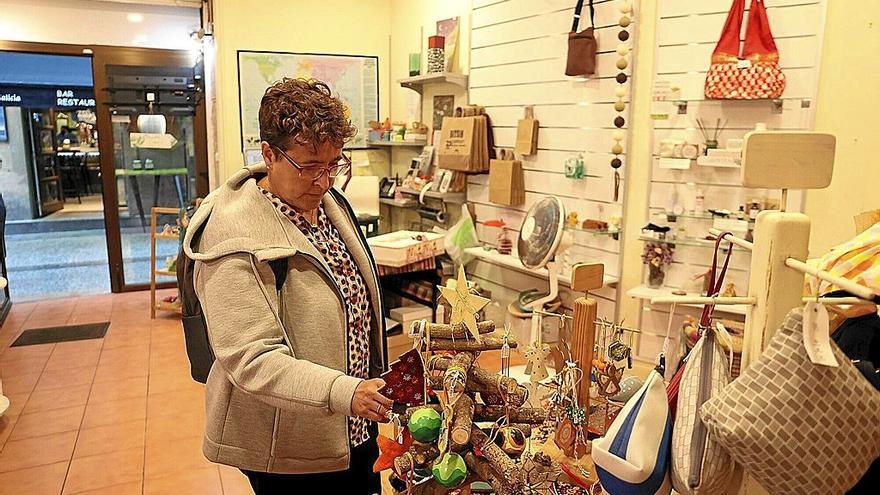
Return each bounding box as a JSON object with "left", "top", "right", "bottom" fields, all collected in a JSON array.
[{"left": 704, "top": 0, "right": 786, "bottom": 99}]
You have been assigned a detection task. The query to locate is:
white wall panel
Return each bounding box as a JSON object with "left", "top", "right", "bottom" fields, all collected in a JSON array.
[
  {"left": 656, "top": 3, "right": 823, "bottom": 46},
  {"left": 634, "top": 0, "right": 826, "bottom": 350},
  {"left": 470, "top": 78, "right": 629, "bottom": 106},
  {"left": 484, "top": 103, "right": 622, "bottom": 129},
  {"left": 465, "top": 0, "right": 641, "bottom": 326}
]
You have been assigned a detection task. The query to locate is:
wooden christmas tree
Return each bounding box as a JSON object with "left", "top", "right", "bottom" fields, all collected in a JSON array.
[{"left": 377, "top": 267, "right": 593, "bottom": 494}]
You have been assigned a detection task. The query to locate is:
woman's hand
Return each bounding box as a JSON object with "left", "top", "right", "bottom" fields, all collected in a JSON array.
[{"left": 352, "top": 378, "right": 394, "bottom": 423}]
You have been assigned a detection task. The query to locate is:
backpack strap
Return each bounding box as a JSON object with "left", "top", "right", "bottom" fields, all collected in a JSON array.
[{"left": 268, "top": 258, "right": 288, "bottom": 292}]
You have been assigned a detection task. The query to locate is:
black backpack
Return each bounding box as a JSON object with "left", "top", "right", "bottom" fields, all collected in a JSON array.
[{"left": 176, "top": 236, "right": 288, "bottom": 383}]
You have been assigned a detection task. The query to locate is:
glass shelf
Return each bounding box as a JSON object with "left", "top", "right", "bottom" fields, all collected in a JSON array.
[
  {"left": 650, "top": 211, "right": 750, "bottom": 221},
  {"left": 638, "top": 235, "right": 749, "bottom": 252},
  {"left": 564, "top": 225, "right": 620, "bottom": 238}
]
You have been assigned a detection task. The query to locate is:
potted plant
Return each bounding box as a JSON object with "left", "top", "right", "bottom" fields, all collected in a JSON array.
[{"left": 642, "top": 243, "right": 674, "bottom": 288}]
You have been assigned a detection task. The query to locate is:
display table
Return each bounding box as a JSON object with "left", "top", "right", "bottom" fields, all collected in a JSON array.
[{"left": 116, "top": 167, "right": 188, "bottom": 231}]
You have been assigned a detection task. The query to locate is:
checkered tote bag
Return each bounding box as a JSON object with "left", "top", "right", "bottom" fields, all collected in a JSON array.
[
  {"left": 704, "top": 0, "right": 786, "bottom": 99},
  {"left": 700, "top": 308, "right": 880, "bottom": 495}
]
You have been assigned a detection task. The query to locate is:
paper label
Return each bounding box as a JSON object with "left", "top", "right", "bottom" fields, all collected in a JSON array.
[
  {"left": 803, "top": 302, "right": 839, "bottom": 367},
  {"left": 737, "top": 58, "right": 752, "bottom": 69}
]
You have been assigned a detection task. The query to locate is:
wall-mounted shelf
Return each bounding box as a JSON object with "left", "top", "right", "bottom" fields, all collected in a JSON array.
[
  {"left": 380, "top": 197, "right": 417, "bottom": 208},
  {"left": 398, "top": 187, "right": 466, "bottom": 204},
  {"left": 650, "top": 211, "right": 747, "bottom": 221},
  {"left": 638, "top": 235, "right": 750, "bottom": 252},
  {"left": 627, "top": 285, "right": 749, "bottom": 316},
  {"left": 366, "top": 140, "right": 426, "bottom": 148},
  {"left": 673, "top": 98, "right": 786, "bottom": 114},
  {"left": 464, "top": 247, "right": 619, "bottom": 288},
  {"left": 563, "top": 225, "right": 621, "bottom": 239},
  {"left": 399, "top": 72, "right": 468, "bottom": 93}
]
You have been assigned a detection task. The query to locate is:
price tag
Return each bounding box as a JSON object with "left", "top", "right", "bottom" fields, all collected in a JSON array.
[
  {"left": 408, "top": 319, "right": 425, "bottom": 339},
  {"left": 737, "top": 58, "right": 752, "bottom": 69},
  {"left": 803, "top": 302, "right": 839, "bottom": 367}
]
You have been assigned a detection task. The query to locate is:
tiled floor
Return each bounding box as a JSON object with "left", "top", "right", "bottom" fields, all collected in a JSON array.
[
  {"left": 0, "top": 290, "right": 252, "bottom": 495},
  {"left": 0, "top": 290, "right": 524, "bottom": 495}
]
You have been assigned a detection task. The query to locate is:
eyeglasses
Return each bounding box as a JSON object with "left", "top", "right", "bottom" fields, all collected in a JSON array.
[{"left": 272, "top": 145, "right": 351, "bottom": 181}]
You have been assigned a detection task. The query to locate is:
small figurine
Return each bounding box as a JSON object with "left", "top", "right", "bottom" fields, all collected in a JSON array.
[
  {"left": 722, "top": 282, "right": 737, "bottom": 297},
  {"left": 566, "top": 212, "right": 579, "bottom": 228}
]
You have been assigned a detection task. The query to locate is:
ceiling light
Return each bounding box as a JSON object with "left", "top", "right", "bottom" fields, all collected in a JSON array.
[{"left": 127, "top": 13, "right": 144, "bottom": 23}]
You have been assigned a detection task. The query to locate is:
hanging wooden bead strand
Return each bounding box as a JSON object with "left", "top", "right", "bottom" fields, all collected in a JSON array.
[{"left": 611, "top": 0, "right": 634, "bottom": 202}]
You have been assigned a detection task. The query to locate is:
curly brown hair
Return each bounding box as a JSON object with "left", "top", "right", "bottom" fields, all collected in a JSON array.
[{"left": 258, "top": 78, "right": 357, "bottom": 148}]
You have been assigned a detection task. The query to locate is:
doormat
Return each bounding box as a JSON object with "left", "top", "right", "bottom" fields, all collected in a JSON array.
[{"left": 11, "top": 322, "right": 110, "bottom": 347}]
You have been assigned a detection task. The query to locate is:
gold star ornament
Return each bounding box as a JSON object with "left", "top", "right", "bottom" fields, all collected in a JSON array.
[{"left": 438, "top": 266, "right": 490, "bottom": 341}]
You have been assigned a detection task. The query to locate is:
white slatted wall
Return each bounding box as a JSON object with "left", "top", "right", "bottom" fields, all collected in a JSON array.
[
  {"left": 466, "top": 0, "right": 637, "bottom": 342},
  {"left": 634, "top": 0, "right": 827, "bottom": 361}
]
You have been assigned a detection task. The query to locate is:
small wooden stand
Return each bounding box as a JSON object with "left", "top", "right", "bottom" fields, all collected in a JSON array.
[
  {"left": 569, "top": 263, "right": 604, "bottom": 410},
  {"left": 150, "top": 207, "right": 182, "bottom": 318}
]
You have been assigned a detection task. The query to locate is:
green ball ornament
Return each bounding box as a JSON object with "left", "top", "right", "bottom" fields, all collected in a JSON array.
[
  {"left": 617, "top": 58, "right": 629, "bottom": 70},
  {"left": 432, "top": 452, "right": 468, "bottom": 488},
  {"left": 612, "top": 143, "right": 624, "bottom": 155},
  {"left": 407, "top": 408, "right": 442, "bottom": 442},
  {"left": 619, "top": 15, "right": 631, "bottom": 28},
  {"left": 615, "top": 100, "right": 627, "bottom": 112}
]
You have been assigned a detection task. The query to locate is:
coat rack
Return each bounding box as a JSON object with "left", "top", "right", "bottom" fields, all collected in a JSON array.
[{"left": 648, "top": 131, "right": 878, "bottom": 495}]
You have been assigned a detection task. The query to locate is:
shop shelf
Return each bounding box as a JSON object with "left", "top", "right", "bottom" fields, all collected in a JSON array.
[
  {"left": 638, "top": 235, "right": 749, "bottom": 253},
  {"left": 155, "top": 269, "right": 176, "bottom": 277},
  {"left": 398, "top": 72, "right": 468, "bottom": 93},
  {"left": 627, "top": 285, "right": 749, "bottom": 316},
  {"left": 155, "top": 233, "right": 180, "bottom": 241},
  {"left": 379, "top": 197, "right": 418, "bottom": 208},
  {"left": 464, "top": 247, "right": 619, "bottom": 288},
  {"left": 155, "top": 300, "right": 182, "bottom": 313},
  {"left": 397, "top": 187, "right": 466, "bottom": 204},
  {"left": 563, "top": 225, "right": 620, "bottom": 238},
  {"left": 366, "top": 140, "right": 426, "bottom": 148}
]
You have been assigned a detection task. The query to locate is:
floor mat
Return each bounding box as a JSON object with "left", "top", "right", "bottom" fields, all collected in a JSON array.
[{"left": 11, "top": 322, "right": 110, "bottom": 347}]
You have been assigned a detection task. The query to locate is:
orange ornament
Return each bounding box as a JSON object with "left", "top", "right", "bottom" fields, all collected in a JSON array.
[{"left": 373, "top": 430, "right": 412, "bottom": 473}]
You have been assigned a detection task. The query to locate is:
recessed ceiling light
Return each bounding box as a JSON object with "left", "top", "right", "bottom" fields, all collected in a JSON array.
[{"left": 127, "top": 13, "right": 144, "bottom": 23}]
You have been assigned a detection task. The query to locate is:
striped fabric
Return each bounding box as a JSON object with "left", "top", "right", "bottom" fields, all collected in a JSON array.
[
  {"left": 593, "top": 370, "right": 673, "bottom": 495},
  {"left": 805, "top": 221, "right": 880, "bottom": 297}
]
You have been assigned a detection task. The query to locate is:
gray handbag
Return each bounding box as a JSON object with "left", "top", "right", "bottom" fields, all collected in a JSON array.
[{"left": 701, "top": 308, "right": 880, "bottom": 495}]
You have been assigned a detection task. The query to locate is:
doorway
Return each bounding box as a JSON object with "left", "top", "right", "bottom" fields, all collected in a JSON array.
[
  {"left": 0, "top": 51, "right": 108, "bottom": 301},
  {"left": 0, "top": 42, "right": 208, "bottom": 303}
]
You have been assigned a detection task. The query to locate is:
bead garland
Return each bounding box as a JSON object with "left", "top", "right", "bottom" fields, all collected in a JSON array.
[{"left": 611, "top": 0, "right": 634, "bottom": 202}]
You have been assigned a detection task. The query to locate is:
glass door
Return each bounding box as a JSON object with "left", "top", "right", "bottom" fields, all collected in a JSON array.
[
  {"left": 102, "top": 62, "right": 206, "bottom": 289},
  {"left": 26, "top": 108, "right": 64, "bottom": 217}
]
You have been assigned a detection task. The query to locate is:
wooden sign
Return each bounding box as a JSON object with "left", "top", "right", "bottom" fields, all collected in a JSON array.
[{"left": 741, "top": 132, "right": 835, "bottom": 190}]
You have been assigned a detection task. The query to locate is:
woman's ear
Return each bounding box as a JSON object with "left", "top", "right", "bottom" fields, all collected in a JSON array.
[{"left": 260, "top": 141, "right": 274, "bottom": 166}]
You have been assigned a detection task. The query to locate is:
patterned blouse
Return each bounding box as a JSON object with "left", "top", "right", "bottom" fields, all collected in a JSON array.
[{"left": 259, "top": 186, "right": 372, "bottom": 447}]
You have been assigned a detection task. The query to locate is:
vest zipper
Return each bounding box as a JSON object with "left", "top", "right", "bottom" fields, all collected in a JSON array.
[{"left": 688, "top": 329, "right": 715, "bottom": 488}]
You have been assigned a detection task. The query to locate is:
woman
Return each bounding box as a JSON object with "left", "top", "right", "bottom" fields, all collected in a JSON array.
[{"left": 183, "top": 78, "right": 391, "bottom": 494}]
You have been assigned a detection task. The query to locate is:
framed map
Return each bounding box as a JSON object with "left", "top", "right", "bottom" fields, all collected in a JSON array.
[{"left": 237, "top": 50, "right": 379, "bottom": 156}]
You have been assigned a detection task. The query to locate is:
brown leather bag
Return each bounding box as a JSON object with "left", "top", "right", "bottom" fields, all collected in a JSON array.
[{"left": 565, "top": 0, "right": 597, "bottom": 76}]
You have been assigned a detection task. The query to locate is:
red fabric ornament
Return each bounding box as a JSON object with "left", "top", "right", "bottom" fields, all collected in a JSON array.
[
  {"left": 380, "top": 348, "right": 426, "bottom": 406},
  {"left": 373, "top": 430, "right": 412, "bottom": 473}
]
